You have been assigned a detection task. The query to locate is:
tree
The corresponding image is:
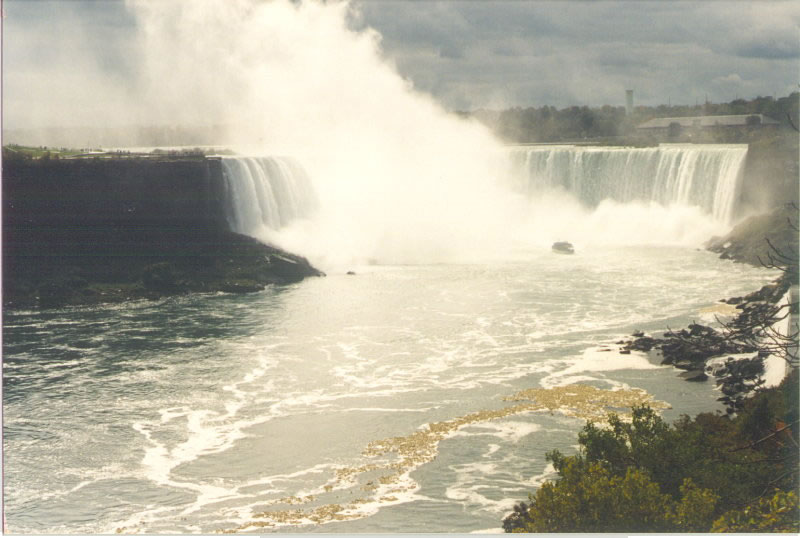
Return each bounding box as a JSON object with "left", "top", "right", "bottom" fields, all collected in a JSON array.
[
  {"left": 503, "top": 373, "right": 799, "bottom": 533},
  {"left": 712, "top": 490, "right": 799, "bottom": 533},
  {"left": 517, "top": 462, "right": 675, "bottom": 533}
]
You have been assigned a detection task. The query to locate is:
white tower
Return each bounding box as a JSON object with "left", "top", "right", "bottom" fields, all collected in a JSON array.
[{"left": 625, "top": 90, "right": 634, "bottom": 115}]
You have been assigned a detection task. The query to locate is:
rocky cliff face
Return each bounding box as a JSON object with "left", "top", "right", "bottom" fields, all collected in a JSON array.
[
  {"left": 706, "top": 203, "right": 798, "bottom": 268},
  {"left": 4, "top": 156, "right": 228, "bottom": 231},
  {"left": 2, "top": 156, "right": 322, "bottom": 308}
]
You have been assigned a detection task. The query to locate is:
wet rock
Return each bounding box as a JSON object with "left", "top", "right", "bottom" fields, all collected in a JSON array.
[
  {"left": 688, "top": 323, "right": 714, "bottom": 337},
  {"left": 707, "top": 362, "right": 730, "bottom": 377},
  {"left": 679, "top": 370, "right": 708, "bottom": 382},
  {"left": 705, "top": 204, "right": 798, "bottom": 267},
  {"left": 624, "top": 336, "right": 658, "bottom": 352},
  {"left": 672, "top": 358, "right": 698, "bottom": 371},
  {"left": 219, "top": 280, "right": 265, "bottom": 293},
  {"left": 267, "top": 253, "right": 323, "bottom": 283},
  {"left": 142, "top": 262, "right": 179, "bottom": 292}
]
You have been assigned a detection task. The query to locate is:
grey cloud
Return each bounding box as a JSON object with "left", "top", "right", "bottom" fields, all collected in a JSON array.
[
  {"left": 735, "top": 38, "right": 800, "bottom": 60},
  {"left": 355, "top": 1, "right": 800, "bottom": 109},
  {"left": 5, "top": 0, "right": 799, "bottom": 125}
]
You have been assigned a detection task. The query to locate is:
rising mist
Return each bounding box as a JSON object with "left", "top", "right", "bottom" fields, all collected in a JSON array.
[{"left": 6, "top": 0, "right": 733, "bottom": 268}]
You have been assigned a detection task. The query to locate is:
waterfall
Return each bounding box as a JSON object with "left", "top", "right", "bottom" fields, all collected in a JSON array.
[
  {"left": 220, "top": 156, "right": 318, "bottom": 236},
  {"left": 508, "top": 144, "right": 748, "bottom": 222}
]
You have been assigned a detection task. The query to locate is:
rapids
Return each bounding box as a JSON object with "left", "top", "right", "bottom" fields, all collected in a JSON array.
[{"left": 3, "top": 247, "right": 774, "bottom": 534}]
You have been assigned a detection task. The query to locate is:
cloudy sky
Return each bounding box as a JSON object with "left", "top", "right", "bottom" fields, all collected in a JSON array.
[
  {"left": 3, "top": 0, "right": 799, "bottom": 130},
  {"left": 354, "top": 0, "right": 800, "bottom": 110}
]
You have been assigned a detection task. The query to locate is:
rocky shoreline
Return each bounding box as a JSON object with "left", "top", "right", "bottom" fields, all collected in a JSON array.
[
  {"left": 615, "top": 203, "right": 797, "bottom": 405},
  {"left": 616, "top": 273, "right": 791, "bottom": 404},
  {"left": 3, "top": 228, "right": 324, "bottom": 310},
  {"left": 2, "top": 154, "right": 325, "bottom": 310}
]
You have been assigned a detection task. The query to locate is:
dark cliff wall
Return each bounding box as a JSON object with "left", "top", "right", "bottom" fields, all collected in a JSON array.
[
  {"left": 2, "top": 156, "right": 321, "bottom": 308},
  {"left": 3, "top": 156, "right": 231, "bottom": 262},
  {"left": 3, "top": 157, "right": 228, "bottom": 232},
  {"left": 737, "top": 133, "right": 800, "bottom": 216}
]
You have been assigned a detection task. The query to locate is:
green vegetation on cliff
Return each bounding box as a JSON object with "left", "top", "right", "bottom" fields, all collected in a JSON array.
[
  {"left": 503, "top": 372, "right": 799, "bottom": 533},
  {"left": 503, "top": 204, "right": 799, "bottom": 533}
]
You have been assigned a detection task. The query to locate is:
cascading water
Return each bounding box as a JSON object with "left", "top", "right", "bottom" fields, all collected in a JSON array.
[
  {"left": 217, "top": 144, "right": 748, "bottom": 266},
  {"left": 508, "top": 144, "right": 748, "bottom": 223},
  {"left": 220, "top": 156, "right": 318, "bottom": 236}
]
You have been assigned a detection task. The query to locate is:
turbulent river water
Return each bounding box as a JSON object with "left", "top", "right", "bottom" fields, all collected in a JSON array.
[{"left": 3, "top": 247, "right": 774, "bottom": 534}]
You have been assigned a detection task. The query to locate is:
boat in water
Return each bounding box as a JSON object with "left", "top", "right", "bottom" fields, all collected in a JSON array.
[{"left": 552, "top": 241, "right": 575, "bottom": 254}]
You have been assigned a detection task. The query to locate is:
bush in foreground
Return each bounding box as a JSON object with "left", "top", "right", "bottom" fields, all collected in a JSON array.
[{"left": 503, "top": 371, "right": 798, "bottom": 533}]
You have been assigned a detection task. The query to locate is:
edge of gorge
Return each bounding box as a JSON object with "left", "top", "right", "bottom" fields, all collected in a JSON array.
[
  {"left": 2, "top": 155, "right": 325, "bottom": 310},
  {"left": 3, "top": 227, "right": 324, "bottom": 309}
]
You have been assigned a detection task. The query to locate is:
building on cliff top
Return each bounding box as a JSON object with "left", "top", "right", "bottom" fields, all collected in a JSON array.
[{"left": 637, "top": 114, "right": 780, "bottom": 131}]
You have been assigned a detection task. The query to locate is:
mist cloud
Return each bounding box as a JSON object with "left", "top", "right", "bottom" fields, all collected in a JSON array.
[
  {"left": 1, "top": 0, "right": 745, "bottom": 267},
  {"left": 5, "top": 0, "right": 798, "bottom": 130}
]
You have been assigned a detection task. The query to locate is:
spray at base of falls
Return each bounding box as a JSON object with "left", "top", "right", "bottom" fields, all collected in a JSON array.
[
  {"left": 219, "top": 144, "right": 748, "bottom": 271},
  {"left": 509, "top": 144, "right": 748, "bottom": 223}
]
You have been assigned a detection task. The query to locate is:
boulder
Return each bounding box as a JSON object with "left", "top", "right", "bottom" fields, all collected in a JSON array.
[
  {"left": 219, "top": 280, "right": 265, "bottom": 293},
  {"left": 705, "top": 203, "right": 798, "bottom": 267},
  {"left": 672, "top": 358, "right": 698, "bottom": 371},
  {"left": 268, "top": 253, "right": 323, "bottom": 282},
  {"left": 142, "top": 262, "right": 179, "bottom": 292},
  {"left": 679, "top": 370, "right": 708, "bottom": 382}
]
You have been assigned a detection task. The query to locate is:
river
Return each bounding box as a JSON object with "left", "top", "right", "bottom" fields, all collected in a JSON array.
[{"left": 3, "top": 246, "right": 773, "bottom": 534}]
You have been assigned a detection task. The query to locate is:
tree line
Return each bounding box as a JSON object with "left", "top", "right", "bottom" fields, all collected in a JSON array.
[{"left": 464, "top": 92, "right": 799, "bottom": 144}]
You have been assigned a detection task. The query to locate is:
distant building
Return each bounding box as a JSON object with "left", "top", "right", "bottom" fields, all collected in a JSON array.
[{"left": 637, "top": 114, "right": 780, "bottom": 135}]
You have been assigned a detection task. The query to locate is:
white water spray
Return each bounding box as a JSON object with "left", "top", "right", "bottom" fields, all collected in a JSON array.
[
  {"left": 134, "top": 1, "right": 738, "bottom": 267},
  {"left": 509, "top": 144, "right": 748, "bottom": 223},
  {"left": 220, "top": 157, "right": 318, "bottom": 241},
  {"left": 18, "top": 0, "right": 746, "bottom": 267}
]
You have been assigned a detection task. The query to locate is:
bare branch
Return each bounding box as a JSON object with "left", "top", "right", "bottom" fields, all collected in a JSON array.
[{"left": 787, "top": 112, "right": 800, "bottom": 132}]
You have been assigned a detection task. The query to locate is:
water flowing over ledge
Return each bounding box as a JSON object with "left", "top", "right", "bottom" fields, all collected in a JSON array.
[
  {"left": 221, "top": 156, "right": 319, "bottom": 236},
  {"left": 508, "top": 144, "right": 748, "bottom": 223}
]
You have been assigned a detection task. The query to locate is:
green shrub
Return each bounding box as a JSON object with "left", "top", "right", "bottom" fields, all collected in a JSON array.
[
  {"left": 503, "top": 373, "right": 798, "bottom": 533},
  {"left": 712, "top": 490, "right": 800, "bottom": 533}
]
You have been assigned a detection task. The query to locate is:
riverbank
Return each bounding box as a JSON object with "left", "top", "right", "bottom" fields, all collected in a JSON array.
[
  {"left": 706, "top": 202, "right": 798, "bottom": 267},
  {"left": 611, "top": 203, "right": 798, "bottom": 392},
  {"left": 2, "top": 152, "right": 324, "bottom": 309},
  {"left": 500, "top": 204, "right": 799, "bottom": 534},
  {"left": 3, "top": 227, "right": 323, "bottom": 309}
]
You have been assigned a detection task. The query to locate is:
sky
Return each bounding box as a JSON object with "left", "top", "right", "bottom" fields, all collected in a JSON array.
[
  {"left": 355, "top": 0, "right": 800, "bottom": 110},
  {"left": 3, "top": 0, "right": 799, "bottom": 132}
]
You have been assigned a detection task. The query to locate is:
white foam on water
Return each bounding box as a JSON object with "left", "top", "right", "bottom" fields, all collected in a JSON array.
[
  {"left": 4, "top": 244, "right": 777, "bottom": 534},
  {"left": 123, "top": 350, "right": 297, "bottom": 529},
  {"left": 340, "top": 407, "right": 438, "bottom": 413},
  {"left": 483, "top": 444, "right": 502, "bottom": 458},
  {"left": 452, "top": 421, "right": 541, "bottom": 444},
  {"left": 526, "top": 462, "right": 557, "bottom": 488},
  {"left": 445, "top": 461, "right": 522, "bottom": 514},
  {"left": 540, "top": 347, "right": 665, "bottom": 388}
]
